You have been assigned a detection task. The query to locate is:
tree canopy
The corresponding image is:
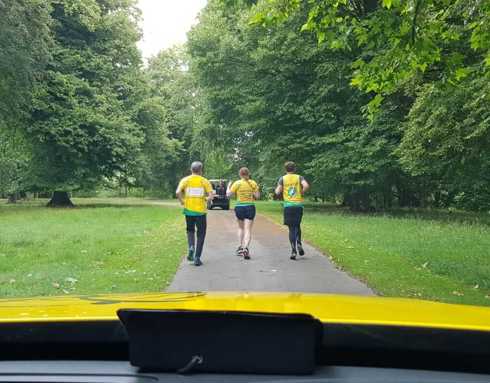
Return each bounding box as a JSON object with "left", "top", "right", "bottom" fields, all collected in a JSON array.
[{"left": 186, "top": 0, "right": 490, "bottom": 210}]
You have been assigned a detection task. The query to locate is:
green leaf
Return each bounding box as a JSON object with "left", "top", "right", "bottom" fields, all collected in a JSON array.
[
  {"left": 351, "top": 58, "right": 365, "bottom": 69},
  {"left": 382, "top": 0, "right": 393, "bottom": 9},
  {"left": 350, "top": 74, "right": 363, "bottom": 87},
  {"left": 249, "top": 12, "right": 264, "bottom": 25},
  {"left": 300, "top": 22, "right": 310, "bottom": 32},
  {"left": 318, "top": 31, "right": 326, "bottom": 44},
  {"left": 455, "top": 67, "right": 470, "bottom": 81},
  {"left": 370, "top": 93, "right": 384, "bottom": 109}
]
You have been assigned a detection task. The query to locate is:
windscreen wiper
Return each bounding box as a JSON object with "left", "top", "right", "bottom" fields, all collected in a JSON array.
[{"left": 118, "top": 309, "right": 322, "bottom": 375}]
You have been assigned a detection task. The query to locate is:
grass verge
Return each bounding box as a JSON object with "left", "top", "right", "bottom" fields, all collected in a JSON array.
[
  {"left": 257, "top": 201, "right": 490, "bottom": 306},
  {"left": 0, "top": 198, "right": 185, "bottom": 297}
]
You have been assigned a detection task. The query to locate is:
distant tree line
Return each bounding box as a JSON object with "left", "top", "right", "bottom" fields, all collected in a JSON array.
[{"left": 1, "top": 0, "right": 489, "bottom": 211}]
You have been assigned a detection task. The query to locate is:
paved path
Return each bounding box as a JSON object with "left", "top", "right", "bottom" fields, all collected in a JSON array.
[{"left": 167, "top": 210, "right": 374, "bottom": 294}]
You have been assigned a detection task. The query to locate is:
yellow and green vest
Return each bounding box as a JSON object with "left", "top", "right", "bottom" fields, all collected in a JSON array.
[
  {"left": 282, "top": 173, "right": 304, "bottom": 207},
  {"left": 177, "top": 174, "right": 212, "bottom": 215},
  {"left": 230, "top": 179, "right": 259, "bottom": 206}
]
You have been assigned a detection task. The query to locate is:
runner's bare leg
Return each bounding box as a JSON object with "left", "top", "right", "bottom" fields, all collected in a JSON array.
[
  {"left": 237, "top": 219, "right": 245, "bottom": 248},
  {"left": 243, "top": 219, "right": 253, "bottom": 249}
]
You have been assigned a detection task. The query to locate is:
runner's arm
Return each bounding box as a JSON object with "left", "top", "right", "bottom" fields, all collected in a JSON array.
[
  {"left": 227, "top": 181, "right": 240, "bottom": 199},
  {"left": 301, "top": 177, "right": 310, "bottom": 194},
  {"left": 275, "top": 177, "right": 283, "bottom": 196},
  {"left": 176, "top": 183, "right": 185, "bottom": 206},
  {"left": 176, "top": 192, "right": 185, "bottom": 205},
  {"left": 204, "top": 180, "right": 214, "bottom": 202},
  {"left": 253, "top": 182, "right": 260, "bottom": 200},
  {"left": 226, "top": 181, "right": 234, "bottom": 198}
]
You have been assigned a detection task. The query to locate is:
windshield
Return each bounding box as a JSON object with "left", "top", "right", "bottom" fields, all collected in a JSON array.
[{"left": 0, "top": 0, "right": 489, "bottom": 311}]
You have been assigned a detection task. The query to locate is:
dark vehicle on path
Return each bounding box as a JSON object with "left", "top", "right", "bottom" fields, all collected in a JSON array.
[{"left": 208, "top": 179, "right": 230, "bottom": 210}]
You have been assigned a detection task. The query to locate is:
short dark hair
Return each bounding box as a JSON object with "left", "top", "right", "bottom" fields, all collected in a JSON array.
[
  {"left": 284, "top": 161, "right": 296, "bottom": 173},
  {"left": 239, "top": 167, "right": 250, "bottom": 178}
]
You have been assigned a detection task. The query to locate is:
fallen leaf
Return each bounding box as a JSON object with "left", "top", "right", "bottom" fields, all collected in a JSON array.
[
  {"left": 62, "top": 289, "right": 70, "bottom": 294},
  {"left": 52, "top": 282, "right": 60, "bottom": 289},
  {"left": 422, "top": 262, "right": 429, "bottom": 269},
  {"left": 452, "top": 291, "right": 464, "bottom": 296},
  {"left": 474, "top": 284, "right": 479, "bottom": 289},
  {"left": 64, "top": 277, "right": 78, "bottom": 284}
]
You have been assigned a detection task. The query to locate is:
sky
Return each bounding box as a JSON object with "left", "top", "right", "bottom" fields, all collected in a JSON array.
[{"left": 137, "top": 0, "right": 208, "bottom": 60}]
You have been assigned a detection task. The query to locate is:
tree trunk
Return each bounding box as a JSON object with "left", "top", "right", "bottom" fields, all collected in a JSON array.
[
  {"left": 7, "top": 193, "right": 17, "bottom": 204},
  {"left": 47, "top": 191, "right": 74, "bottom": 207},
  {"left": 345, "top": 189, "right": 373, "bottom": 212}
]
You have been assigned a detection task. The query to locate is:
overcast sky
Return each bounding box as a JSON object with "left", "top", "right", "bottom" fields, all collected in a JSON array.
[{"left": 136, "top": 0, "right": 207, "bottom": 60}]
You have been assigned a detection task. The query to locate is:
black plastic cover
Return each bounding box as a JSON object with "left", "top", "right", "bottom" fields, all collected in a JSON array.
[{"left": 118, "top": 309, "right": 321, "bottom": 375}]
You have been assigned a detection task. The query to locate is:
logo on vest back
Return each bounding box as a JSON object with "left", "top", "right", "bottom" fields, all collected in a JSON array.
[{"left": 186, "top": 187, "right": 204, "bottom": 197}]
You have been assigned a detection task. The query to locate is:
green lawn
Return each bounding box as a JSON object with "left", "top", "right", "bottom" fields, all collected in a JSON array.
[
  {"left": 2, "top": 197, "right": 490, "bottom": 306},
  {"left": 0, "top": 198, "right": 185, "bottom": 297},
  {"left": 257, "top": 201, "right": 490, "bottom": 306}
]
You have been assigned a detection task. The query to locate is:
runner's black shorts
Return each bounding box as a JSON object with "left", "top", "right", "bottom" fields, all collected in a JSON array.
[
  {"left": 235, "top": 205, "right": 256, "bottom": 220},
  {"left": 283, "top": 206, "right": 303, "bottom": 226},
  {"left": 185, "top": 214, "right": 207, "bottom": 233}
]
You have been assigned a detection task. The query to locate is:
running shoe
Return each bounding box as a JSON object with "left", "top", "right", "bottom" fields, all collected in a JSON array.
[
  {"left": 297, "top": 243, "right": 305, "bottom": 256},
  {"left": 194, "top": 257, "right": 203, "bottom": 266},
  {"left": 236, "top": 246, "right": 244, "bottom": 256},
  {"left": 187, "top": 248, "right": 194, "bottom": 262},
  {"left": 290, "top": 251, "right": 297, "bottom": 260},
  {"left": 243, "top": 247, "right": 250, "bottom": 260}
]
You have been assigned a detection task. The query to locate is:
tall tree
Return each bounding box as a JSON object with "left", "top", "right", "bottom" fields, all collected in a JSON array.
[
  {"left": 136, "top": 46, "right": 197, "bottom": 194},
  {"left": 28, "top": 0, "right": 144, "bottom": 206},
  {"left": 0, "top": 0, "right": 52, "bottom": 126},
  {"left": 0, "top": 0, "right": 52, "bottom": 202},
  {"left": 0, "top": 130, "right": 32, "bottom": 202}
]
